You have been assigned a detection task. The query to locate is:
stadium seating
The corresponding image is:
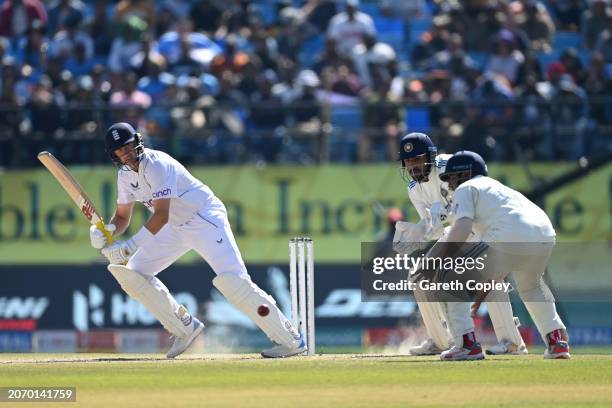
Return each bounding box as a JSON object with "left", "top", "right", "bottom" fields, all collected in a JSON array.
[
  {"left": 329, "top": 106, "right": 362, "bottom": 162},
  {"left": 299, "top": 35, "right": 325, "bottom": 69},
  {"left": 553, "top": 31, "right": 582, "bottom": 51},
  {"left": 405, "top": 107, "right": 431, "bottom": 133}
]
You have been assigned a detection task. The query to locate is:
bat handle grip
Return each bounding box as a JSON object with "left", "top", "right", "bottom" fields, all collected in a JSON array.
[{"left": 95, "top": 221, "right": 114, "bottom": 244}]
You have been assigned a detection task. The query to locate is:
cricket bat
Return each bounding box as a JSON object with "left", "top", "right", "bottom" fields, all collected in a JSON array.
[{"left": 37, "top": 151, "right": 113, "bottom": 243}]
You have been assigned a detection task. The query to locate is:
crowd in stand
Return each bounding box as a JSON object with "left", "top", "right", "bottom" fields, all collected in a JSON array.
[{"left": 0, "top": 0, "right": 610, "bottom": 167}]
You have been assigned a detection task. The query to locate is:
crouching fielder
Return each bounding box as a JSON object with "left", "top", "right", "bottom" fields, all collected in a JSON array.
[
  {"left": 422, "top": 151, "right": 569, "bottom": 360},
  {"left": 396, "top": 133, "right": 525, "bottom": 356},
  {"left": 91, "top": 122, "right": 305, "bottom": 359}
]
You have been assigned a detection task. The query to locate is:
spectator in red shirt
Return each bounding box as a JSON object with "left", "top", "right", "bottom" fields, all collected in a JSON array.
[{"left": 0, "top": 0, "right": 47, "bottom": 37}]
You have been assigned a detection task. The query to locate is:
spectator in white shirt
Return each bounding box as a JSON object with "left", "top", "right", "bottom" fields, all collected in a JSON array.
[
  {"left": 485, "top": 32, "right": 524, "bottom": 86},
  {"left": 352, "top": 32, "right": 396, "bottom": 89},
  {"left": 327, "top": 0, "right": 376, "bottom": 57},
  {"left": 108, "top": 16, "right": 148, "bottom": 73},
  {"left": 49, "top": 12, "right": 93, "bottom": 60}
]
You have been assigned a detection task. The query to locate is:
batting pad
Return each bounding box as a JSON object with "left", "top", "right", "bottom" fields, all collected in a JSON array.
[
  {"left": 213, "top": 274, "right": 301, "bottom": 348},
  {"left": 107, "top": 264, "right": 192, "bottom": 337},
  {"left": 485, "top": 291, "right": 523, "bottom": 346},
  {"left": 413, "top": 288, "right": 452, "bottom": 349}
]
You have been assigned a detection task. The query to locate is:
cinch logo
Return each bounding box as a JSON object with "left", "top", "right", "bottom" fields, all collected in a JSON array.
[
  {"left": 152, "top": 188, "right": 171, "bottom": 198},
  {"left": 112, "top": 129, "right": 120, "bottom": 140}
]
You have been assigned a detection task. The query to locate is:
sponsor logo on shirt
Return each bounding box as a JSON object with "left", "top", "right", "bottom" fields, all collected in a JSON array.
[
  {"left": 152, "top": 188, "right": 171, "bottom": 198},
  {"left": 435, "top": 159, "right": 447, "bottom": 168}
]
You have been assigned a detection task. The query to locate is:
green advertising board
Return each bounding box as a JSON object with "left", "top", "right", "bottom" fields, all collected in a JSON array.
[{"left": 0, "top": 162, "right": 609, "bottom": 264}]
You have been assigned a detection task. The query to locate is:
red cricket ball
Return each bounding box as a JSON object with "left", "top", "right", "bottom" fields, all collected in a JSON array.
[{"left": 257, "top": 304, "right": 270, "bottom": 317}]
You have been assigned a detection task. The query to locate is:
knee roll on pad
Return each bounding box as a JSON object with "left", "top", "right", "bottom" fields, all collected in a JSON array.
[
  {"left": 107, "top": 264, "right": 192, "bottom": 337},
  {"left": 213, "top": 274, "right": 300, "bottom": 348}
]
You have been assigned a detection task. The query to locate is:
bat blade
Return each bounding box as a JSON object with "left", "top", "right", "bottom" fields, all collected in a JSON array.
[{"left": 38, "top": 151, "right": 113, "bottom": 243}]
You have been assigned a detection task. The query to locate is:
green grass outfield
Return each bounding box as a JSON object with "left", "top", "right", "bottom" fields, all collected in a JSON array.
[{"left": 1, "top": 348, "right": 612, "bottom": 408}]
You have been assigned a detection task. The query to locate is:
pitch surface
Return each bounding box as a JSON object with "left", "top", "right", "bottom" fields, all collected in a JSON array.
[{"left": 2, "top": 349, "right": 611, "bottom": 407}]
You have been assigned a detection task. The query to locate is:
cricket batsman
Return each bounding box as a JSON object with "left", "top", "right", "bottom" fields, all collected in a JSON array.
[
  {"left": 395, "top": 133, "right": 527, "bottom": 356},
  {"left": 90, "top": 122, "right": 306, "bottom": 358},
  {"left": 422, "top": 150, "right": 569, "bottom": 360}
]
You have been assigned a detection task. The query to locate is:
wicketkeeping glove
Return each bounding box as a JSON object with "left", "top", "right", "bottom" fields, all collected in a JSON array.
[
  {"left": 392, "top": 220, "right": 429, "bottom": 255},
  {"left": 423, "top": 202, "right": 449, "bottom": 241}
]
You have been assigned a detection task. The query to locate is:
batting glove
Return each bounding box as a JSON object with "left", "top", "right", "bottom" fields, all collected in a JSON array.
[
  {"left": 100, "top": 227, "right": 154, "bottom": 264},
  {"left": 101, "top": 239, "right": 137, "bottom": 264},
  {"left": 90, "top": 224, "right": 116, "bottom": 249}
]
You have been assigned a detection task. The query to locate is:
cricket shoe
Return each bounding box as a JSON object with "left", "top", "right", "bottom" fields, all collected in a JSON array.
[
  {"left": 486, "top": 340, "right": 528, "bottom": 355},
  {"left": 544, "top": 329, "right": 571, "bottom": 359},
  {"left": 440, "top": 333, "right": 484, "bottom": 361},
  {"left": 440, "top": 344, "right": 485, "bottom": 361},
  {"left": 261, "top": 337, "right": 307, "bottom": 358},
  {"left": 166, "top": 318, "right": 204, "bottom": 359},
  {"left": 408, "top": 338, "right": 447, "bottom": 356}
]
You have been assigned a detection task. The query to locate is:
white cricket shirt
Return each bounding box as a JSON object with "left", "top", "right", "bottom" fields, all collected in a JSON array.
[
  {"left": 451, "top": 175, "right": 556, "bottom": 244},
  {"left": 407, "top": 153, "right": 452, "bottom": 220},
  {"left": 116, "top": 148, "right": 219, "bottom": 225}
]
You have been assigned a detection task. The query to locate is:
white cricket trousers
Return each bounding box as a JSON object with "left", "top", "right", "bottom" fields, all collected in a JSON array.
[
  {"left": 127, "top": 202, "right": 248, "bottom": 278},
  {"left": 484, "top": 242, "right": 566, "bottom": 341},
  {"left": 441, "top": 242, "right": 565, "bottom": 345}
]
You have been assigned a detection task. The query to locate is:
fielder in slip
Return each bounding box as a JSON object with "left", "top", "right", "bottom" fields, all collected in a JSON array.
[
  {"left": 91, "top": 122, "right": 305, "bottom": 358},
  {"left": 419, "top": 151, "right": 570, "bottom": 360}
]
